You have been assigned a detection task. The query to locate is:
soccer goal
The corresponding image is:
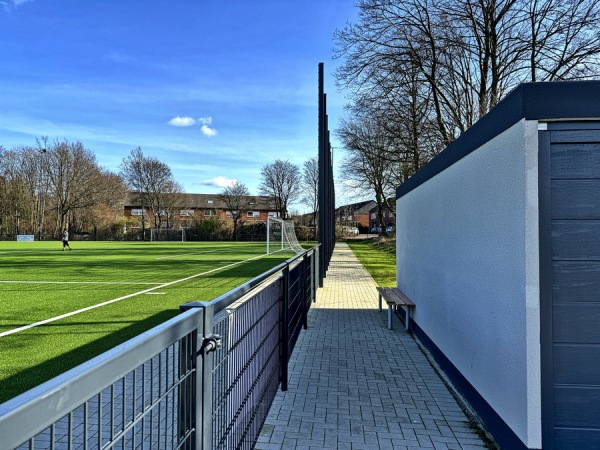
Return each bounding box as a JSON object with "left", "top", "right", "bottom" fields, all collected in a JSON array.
[
  {"left": 150, "top": 228, "right": 186, "bottom": 242},
  {"left": 266, "top": 217, "right": 304, "bottom": 254}
]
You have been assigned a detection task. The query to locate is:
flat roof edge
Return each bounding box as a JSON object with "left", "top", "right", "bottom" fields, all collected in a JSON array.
[{"left": 396, "top": 81, "right": 600, "bottom": 199}]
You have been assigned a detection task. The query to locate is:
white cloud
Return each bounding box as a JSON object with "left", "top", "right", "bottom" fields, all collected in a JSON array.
[
  {"left": 168, "top": 115, "right": 216, "bottom": 136},
  {"left": 201, "top": 124, "right": 217, "bottom": 137},
  {"left": 168, "top": 116, "right": 196, "bottom": 127},
  {"left": 199, "top": 176, "right": 236, "bottom": 188},
  {"left": 1, "top": 0, "right": 31, "bottom": 11}
]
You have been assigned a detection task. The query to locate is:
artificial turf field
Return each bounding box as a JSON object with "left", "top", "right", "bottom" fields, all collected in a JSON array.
[{"left": 0, "top": 240, "right": 296, "bottom": 404}]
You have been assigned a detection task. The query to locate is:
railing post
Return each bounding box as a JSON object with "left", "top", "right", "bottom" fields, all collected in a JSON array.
[
  {"left": 180, "top": 301, "right": 215, "bottom": 450},
  {"left": 316, "top": 245, "right": 322, "bottom": 290},
  {"left": 313, "top": 249, "right": 318, "bottom": 302},
  {"left": 199, "top": 302, "right": 215, "bottom": 450},
  {"left": 178, "top": 329, "right": 196, "bottom": 449},
  {"left": 281, "top": 265, "right": 290, "bottom": 392},
  {"left": 302, "top": 253, "right": 308, "bottom": 330}
]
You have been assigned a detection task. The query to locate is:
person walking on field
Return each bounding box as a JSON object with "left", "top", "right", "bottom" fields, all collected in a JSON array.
[{"left": 62, "top": 229, "right": 72, "bottom": 251}]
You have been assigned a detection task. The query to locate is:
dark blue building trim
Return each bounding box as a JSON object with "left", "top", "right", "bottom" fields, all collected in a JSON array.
[
  {"left": 410, "top": 320, "right": 535, "bottom": 450},
  {"left": 396, "top": 81, "right": 600, "bottom": 200}
]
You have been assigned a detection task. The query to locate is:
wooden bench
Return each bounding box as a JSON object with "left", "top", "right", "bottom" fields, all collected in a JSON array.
[{"left": 377, "top": 287, "right": 415, "bottom": 331}]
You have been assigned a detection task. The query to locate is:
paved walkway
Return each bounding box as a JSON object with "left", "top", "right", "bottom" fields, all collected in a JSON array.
[{"left": 256, "top": 242, "right": 493, "bottom": 450}]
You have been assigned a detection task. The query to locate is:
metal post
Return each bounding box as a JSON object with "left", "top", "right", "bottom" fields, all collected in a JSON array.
[
  {"left": 199, "top": 302, "right": 215, "bottom": 450},
  {"left": 314, "top": 247, "right": 320, "bottom": 295},
  {"left": 318, "top": 63, "right": 326, "bottom": 287},
  {"left": 302, "top": 254, "right": 308, "bottom": 330},
  {"left": 281, "top": 266, "right": 290, "bottom": 392},
  {"left": 178, "top": 330, "right": 195, "bottom": 449},
  {"left": 179, "top": 302, "right": 213, "bottom": 450},
  {"left": 37, "top": 149, "right": 46, "bottom": 241},
  {"left": 266, "top": 216, "right": 270, "bottom": 254}
]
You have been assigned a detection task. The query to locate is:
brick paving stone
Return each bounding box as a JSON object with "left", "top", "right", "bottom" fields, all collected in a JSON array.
[{"left": 258, "top": 243, "right": 494, "bottom": 449}]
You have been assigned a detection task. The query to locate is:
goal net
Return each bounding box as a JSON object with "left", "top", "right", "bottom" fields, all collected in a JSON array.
[
  {"left": 266, "top": 217, "right": 304, "bottom": 254},
  {"left": 150, "top": 228, "right": 186, "bottom": 242}
]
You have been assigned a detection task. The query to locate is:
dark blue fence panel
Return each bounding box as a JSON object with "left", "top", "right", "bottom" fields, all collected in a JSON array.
[
  {"left": 182, "top": 246, "right": 319, "bottom": 449},
  {"left": 211, "top": 278, "right": 282, "bottom": 450}
]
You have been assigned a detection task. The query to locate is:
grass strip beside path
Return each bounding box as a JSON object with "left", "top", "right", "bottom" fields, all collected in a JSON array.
[{"left": 346, "top": 238, "right": 396, "bottom": 287}]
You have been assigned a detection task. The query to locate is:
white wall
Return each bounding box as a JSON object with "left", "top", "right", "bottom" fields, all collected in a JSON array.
[{"left": 396, "top": 119, "right": 541, "bottom": 448}]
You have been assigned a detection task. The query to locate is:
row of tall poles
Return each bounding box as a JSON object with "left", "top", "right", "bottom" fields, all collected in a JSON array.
[{"left": 318, "top": 62, "right": 335, "bottom": 286}]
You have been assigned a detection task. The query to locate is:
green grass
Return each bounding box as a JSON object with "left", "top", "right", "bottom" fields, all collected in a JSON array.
[
  {"left": 346, "top": 238, "right": 396, "bottom": 287},
  {"left": 0, "top": 241, "right": 295, "bottom": 403}
]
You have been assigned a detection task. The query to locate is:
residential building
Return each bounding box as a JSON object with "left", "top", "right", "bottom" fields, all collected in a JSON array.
[
  {"left": 124, "top": 192, "right": 278, "bottom": 228},
  {"left": 369, "top": 204, "right": 395, "bottom": 230},
  {"left": 335, "top": 200, "right": 376, "bottom": 232}
]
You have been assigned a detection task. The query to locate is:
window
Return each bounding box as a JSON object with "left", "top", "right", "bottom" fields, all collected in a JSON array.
[
  {"left": 204, "top": 210, "right": 216, "bottom": 216},
  {"left": 371, "top": 213, "right": 376, "bottom": 219},
  {"left": 180, "top": 210, "right": 194, "bottom": 217},
  {"left": 226, "top": 211, "right": 239, "bottom": 217},
  {"left": 268, "top": 211, "right": 279, "bottom": 217},
  {"left": 207, "top": 200, "right": 214, "bottom": 204},
  {"left": 247, "top": 211, "right": 259, "bottom": 218},
  {"left": 131, "top": 209, "right": 144, "bottom": 216}
]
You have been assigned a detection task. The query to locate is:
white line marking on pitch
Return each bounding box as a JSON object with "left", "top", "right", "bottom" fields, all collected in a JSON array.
[
  {"left": 0, "top": 252, "right": 270, "bottom": 338},
  {"left": 0, "top": 281, "right": 163, "bottom": 285},
  {"left": 155, "top": 249, "right": 224, "bottom": 260},
  {"left": 154, "top": 245, "right": 256, "bottom": 260}
]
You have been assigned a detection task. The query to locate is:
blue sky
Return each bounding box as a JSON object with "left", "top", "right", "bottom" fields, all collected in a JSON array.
[{"left": 0, "top": 0, "right": 356, "bottom": 202}]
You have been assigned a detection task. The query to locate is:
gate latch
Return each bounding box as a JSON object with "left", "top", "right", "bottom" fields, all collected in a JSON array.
[{"left": 199, "top": 334, "right": 222, "bottom": 355}]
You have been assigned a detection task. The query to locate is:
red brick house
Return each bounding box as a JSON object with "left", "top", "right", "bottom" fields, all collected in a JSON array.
[
  {"left": 335, "top": 201, "right": 377, "bottom": 232},
  {"left": 124, "top": 192, "right": 279, "bottom": 229},
  {"left": 368, "top": 204, "right": 395, "bottom": 230}
]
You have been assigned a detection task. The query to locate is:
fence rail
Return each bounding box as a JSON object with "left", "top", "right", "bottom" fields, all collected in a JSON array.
[{"left": 0, "top": 246, "right": 319, "bottom": 450}]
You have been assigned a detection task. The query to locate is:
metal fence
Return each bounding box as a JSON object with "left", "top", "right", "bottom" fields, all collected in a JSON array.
[{"left": 0, "top": 247, "right": 318, "bottom": 450}]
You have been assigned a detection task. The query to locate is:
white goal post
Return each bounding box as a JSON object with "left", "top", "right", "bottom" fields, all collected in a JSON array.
[
  {"left": 266, "top": 217, "right": 304, "bottom": 254},
  {"left": 150, "top": 228, "right": 186, "bottom": 242}
]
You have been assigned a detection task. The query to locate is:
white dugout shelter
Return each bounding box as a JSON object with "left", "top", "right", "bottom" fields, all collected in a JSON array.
[{"left": 395, "top": 82, "right": 600, "bottom": 450}]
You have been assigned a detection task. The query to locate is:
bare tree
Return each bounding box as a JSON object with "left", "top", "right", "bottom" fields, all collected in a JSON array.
[
  {"left": 219, "top": 181, "right": 251, "bottom": 241},
  {"left": 0, "top": 147, "right": 33, "bottom": 237},
  {"left": 337, "top": 117, "right": 397, "bottom": 231},
  {"left": 159, "top": 181, "right": 186, "bottom": 229},
  {"left": 334, "top": 0, "right": 600, "bottom": 152},
  {"left": 258, "top": 160, "right": 301, "bottom": 219},
  {"left": 44, "top": 140, "right": 108, "bottom": 233},
  {"left": 0, "top": 142, "right": 126, "bottom": 239},
  {"left": 70, "top": 170, "right": 128, "bottom": 239},
  {"left": 523, "top": 0, "right": 600, "bottom": 82},
  {"left": 119, "top": 147, "right": 179, "bottom": 236},
  {"left": 301, "top": 157, "right": 319, "bottom": 238}
]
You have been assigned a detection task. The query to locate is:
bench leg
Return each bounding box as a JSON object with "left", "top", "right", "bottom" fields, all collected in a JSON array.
[{"left": 387, "top": 304, "right": 393, "bottom": 329}]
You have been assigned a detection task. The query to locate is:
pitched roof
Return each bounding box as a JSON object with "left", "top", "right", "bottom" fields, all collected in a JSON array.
[
  {"left": 335, "top": 200, "right": 377, "bottom": 215},
  {"left": 125, "top": 192, "right": 276, "bottom": 210}
]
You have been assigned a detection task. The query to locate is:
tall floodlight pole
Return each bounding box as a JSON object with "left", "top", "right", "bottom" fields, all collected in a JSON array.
[{"left": 38, "top": 148, "right": 47, "bottom": 241}]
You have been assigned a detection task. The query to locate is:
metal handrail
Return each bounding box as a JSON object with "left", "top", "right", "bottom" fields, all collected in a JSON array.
[
  {"left": 0, "top": 308, "right": 203, "bottom": 450},
  {"left": 0, "top": 245, "right": 320, "bottom": 450}
]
